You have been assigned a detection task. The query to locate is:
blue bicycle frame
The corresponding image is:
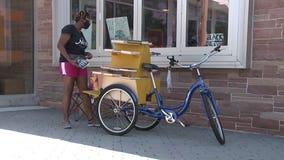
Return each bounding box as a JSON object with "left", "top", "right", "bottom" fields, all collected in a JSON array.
[
  {"left": 138, "top": 74, "right": 220, "bottom": 120},
  {"left": 137, "top": 46, "right": 223, "bottom": 122}
]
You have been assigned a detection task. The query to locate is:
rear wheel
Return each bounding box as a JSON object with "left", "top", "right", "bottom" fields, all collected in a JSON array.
[
  {"left": 201, "top": 92, "right": 225, "bottom": 145},
  {"left": 97, "top": 84, "right": 137, "bottom": 136},
  {"left": 135, "top": 103, "right": 160, "bottom": 130}
]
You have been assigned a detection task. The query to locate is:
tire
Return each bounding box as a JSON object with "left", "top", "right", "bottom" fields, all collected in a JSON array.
[
  {"left": 97, "top": 84, "right": 138, "bottom": 136},
  {"left": 135, "top": 103, "right": 160, "bottom": 131},
  {"left": 201, "top": 92, "right": 225, "bottom": 145}
]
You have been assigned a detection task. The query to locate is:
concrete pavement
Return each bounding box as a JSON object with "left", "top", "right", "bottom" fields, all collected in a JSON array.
[{"left": 0, "top": 106, "right": 284, "bottom": 160}]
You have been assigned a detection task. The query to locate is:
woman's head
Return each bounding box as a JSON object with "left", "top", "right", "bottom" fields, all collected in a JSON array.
[
  {"left": 75, "top": 10, "right": 90, "bottom": 22},
  {"left": 75, "top": 10, "right": 90, "bottom": 29}
]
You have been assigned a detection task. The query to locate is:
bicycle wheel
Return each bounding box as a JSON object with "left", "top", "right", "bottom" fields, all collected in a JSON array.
[
  {"left": 201, "top": 92, "right": 225, "bottom": 145},
  {"left": 135, "top": 103, "right": 160, "bottom": 130},
  {"left": 97, "top": 84, "right": 138, "bottom": 136}
]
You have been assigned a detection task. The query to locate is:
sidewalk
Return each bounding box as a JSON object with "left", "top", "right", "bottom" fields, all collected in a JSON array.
[{"left": 0, "top": 107, "right": 284, "bottom": 160}]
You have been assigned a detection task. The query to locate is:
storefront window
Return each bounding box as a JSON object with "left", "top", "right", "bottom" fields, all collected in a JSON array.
[
  {"left": 186, "top": 0, "right": 228, "bottom": 47},
  {"left": 0, "top": 0, "right": 34, "bottom": 95},
  {"left": 104, "top": 0, "right": 134, "bottom": 48},
  {"left": 142, "top": 0, "right": 177, "bottom": 48},
  {"left": 54, "top": 0, "right": 249, "bottom": 68},
  {"left": 71, "top": 0, "right": 97, "bottom": 49}
]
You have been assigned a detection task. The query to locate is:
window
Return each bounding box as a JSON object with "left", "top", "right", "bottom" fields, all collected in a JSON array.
[
  {"left": 186, "top": 0, "right": 228, "bottom": 47},
  {"left": 142, "top": 0, "right": 177, "bottom": 48},
  {"left": 104, "top": 0, "right": 134, "bottom": 49},
  {"left": 70, "top": 0, "right": 97, "bottom": 50},
  {"left": 0, "top": 0, "right": 34, "bottom": 95},
  {"left": 53, "top": 0, "right": 250, "bottom": 68}
]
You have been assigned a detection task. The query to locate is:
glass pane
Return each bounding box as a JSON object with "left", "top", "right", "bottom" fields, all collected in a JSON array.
[
  {"left": 71, "top": 0, "right": 97, "bottom": 49},
  {"left": 0, "top": 0, "right": 34, "bottom": 95},
  {"left": 104, "top": 0, "right": 134, "bottom": 49},
  {"left": 186, "top": 0, "right": 228, "bottom": 47},
  {"left": 142, "top": 0, "right": 177, "bottom": 48}
]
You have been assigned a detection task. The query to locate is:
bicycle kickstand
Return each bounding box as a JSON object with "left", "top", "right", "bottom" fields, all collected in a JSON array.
[{"left": 177, "top": 119, "right": 187, "bottom": 127}]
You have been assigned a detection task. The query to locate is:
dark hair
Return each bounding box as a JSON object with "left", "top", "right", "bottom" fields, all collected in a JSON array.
[{"left": 75, "top": 10, "right": 90, "bottom": 22}]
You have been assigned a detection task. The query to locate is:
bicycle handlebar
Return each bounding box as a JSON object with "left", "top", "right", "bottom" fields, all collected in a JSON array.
[
  {"left": 167, "top": 56, "right": 179, "bottom": 68},
  {"left": 167, "top": 45, "right": 222, "bottom": 68}
]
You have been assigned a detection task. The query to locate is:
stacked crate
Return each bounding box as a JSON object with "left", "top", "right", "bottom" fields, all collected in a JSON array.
[{"left": 86, "top": 40, "right": 160, "bottom": 104}]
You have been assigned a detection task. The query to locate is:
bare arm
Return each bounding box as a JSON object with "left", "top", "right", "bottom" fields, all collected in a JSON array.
[
  {"left": 57, "top": 33, "right": 78, "bottom": 66},
  {"left": 85, "top": 52, "right": 93, "bottom": 59}
]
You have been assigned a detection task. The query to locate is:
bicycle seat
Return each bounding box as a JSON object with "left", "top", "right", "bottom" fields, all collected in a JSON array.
[{"left": 142, "top": 63, "right": 159, "bottom": 72}]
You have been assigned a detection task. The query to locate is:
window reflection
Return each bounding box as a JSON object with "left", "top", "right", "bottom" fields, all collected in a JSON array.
[
  {"left": 71, "top": 0, "right": 97, "bottom": 49},
  {"left": 142, "top": 0, "right": 177, "bottom": 48},
  {"left": 186, "top": 0, "right": 228, "bottom": 47},
  {"left": 70, "top": 0, "right": 229, "bottom": 50},
  {"left": 104, "top": 0, "right": 133, "bottom": 48},
  {"left": 0, "top": 0, "right": 34, "bottom": 95}
]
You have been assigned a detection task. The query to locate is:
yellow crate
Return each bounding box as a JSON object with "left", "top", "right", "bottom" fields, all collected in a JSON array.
[
  {"left": 86, "top": 41, "right": 159, "bottom": 104},
  {"left": 108, "top": 41, "right": 151, "bottom": 77},
  {"left": 89, "top": 72, "right": 159, "bottom": 104},
  {"left": 102, "top": 75, "right": 160, "bottom": 104}
]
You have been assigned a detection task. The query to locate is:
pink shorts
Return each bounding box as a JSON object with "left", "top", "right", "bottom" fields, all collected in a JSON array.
[{"left": 59, "top": 62, "right": 88, "bottom": 78}]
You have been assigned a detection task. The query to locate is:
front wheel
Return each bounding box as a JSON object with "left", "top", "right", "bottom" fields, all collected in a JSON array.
[
  {"left": 97, "top": 84, "right": 138, "bottom": 136},
  {"left": 201, "top": 92, "right": 225, "bottom": 145}
]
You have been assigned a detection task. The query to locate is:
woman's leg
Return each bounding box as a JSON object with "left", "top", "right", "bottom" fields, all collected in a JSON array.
[
  {"left": 76, "top": 75, "right": 94, "bottom": 120},
  {"left": 62, "top": 76, "right": 75, "bottom": 122}
]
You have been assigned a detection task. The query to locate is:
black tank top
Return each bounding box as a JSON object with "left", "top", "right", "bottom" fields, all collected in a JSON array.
[{"left": 59, "top": 24, "right": 88, "bottom": 62}]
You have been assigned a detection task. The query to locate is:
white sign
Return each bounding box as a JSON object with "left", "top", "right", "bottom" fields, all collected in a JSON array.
[{"left": 207, "top": 33, "right": 224, "bottom": 46}]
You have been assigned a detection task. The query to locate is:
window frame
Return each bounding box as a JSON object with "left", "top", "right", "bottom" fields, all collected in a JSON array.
[{"left": 52, "top": 0, "right": 250, "bottom": 68}]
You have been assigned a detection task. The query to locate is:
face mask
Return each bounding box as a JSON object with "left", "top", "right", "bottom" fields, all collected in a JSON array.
[{"left": 83, "top": 20, "right": 90, "bottom": 29}]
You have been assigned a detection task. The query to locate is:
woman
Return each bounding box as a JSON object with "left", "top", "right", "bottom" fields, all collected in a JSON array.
[{"left": 57, "top": 10, "right": 98, "bottom": 129}]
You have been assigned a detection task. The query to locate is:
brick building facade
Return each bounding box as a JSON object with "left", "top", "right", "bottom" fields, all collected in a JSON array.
[{"left": 36, "top": 0, "right": 284, "bottom": 136}]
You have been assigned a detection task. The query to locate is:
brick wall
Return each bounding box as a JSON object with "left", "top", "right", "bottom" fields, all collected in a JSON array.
[
  {"left": 37, "top": 0, "right": 284, "bottom": 136},
  {"left": 37, "top": 0, "right": 62, "bottom": 107}
]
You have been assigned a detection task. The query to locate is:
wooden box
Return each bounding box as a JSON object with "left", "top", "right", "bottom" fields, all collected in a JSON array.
[
  {"left": 87, "top": 72, "right": 160, "bottom": 104},
  {"left": 85, "top": 40, "right": 161, "bottom": 104},
  {"left": 106, "top": 40, "right": 152, "bottom": 77},
  {"left": 101, "top": 74, "right": 160, "bottom": 104}
]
